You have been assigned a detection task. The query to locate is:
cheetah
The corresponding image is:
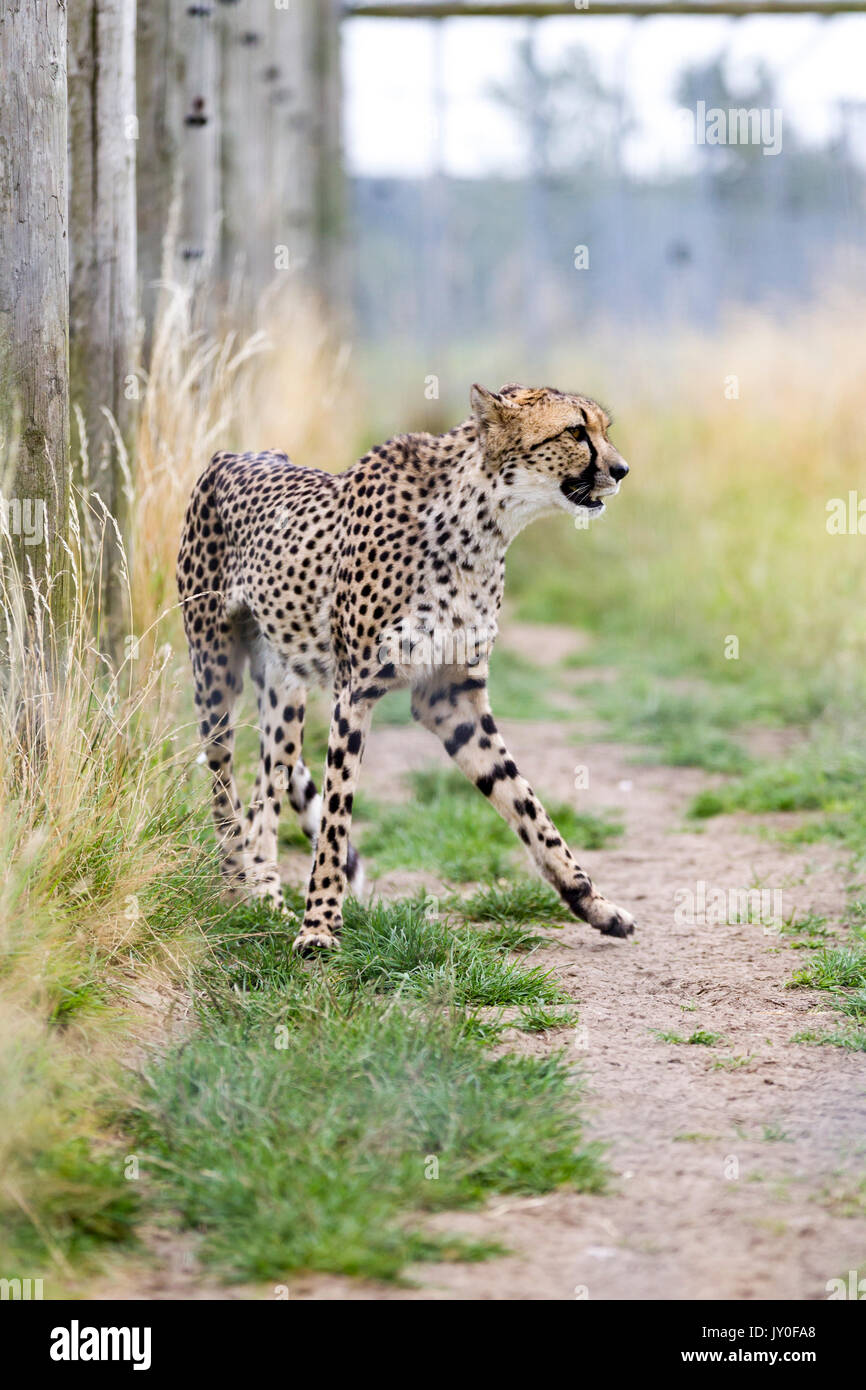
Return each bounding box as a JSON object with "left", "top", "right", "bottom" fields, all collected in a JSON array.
[{"left": 177, "top": 383, "right": 636, "bottom": 954}]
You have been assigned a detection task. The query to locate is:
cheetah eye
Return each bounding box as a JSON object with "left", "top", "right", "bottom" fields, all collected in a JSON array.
[{"left": 567, "top": 425, "right": 586, "bottom": 443}]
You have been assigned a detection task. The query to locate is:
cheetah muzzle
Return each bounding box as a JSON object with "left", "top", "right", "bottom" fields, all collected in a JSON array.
[{"left": 177, "top": 382, "right": 636, "bottom": 954}]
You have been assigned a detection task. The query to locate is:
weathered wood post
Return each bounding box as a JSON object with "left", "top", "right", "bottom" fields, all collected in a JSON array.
[
  {"left": 309, "top": 0, "right": 345, "bottom": 310},
  {"left": 218, "top": 0, "right": 345, "bottom": 311},
  {"left": 178, "top": 0, "right": 220, "bottom": 282},
  {"left": 0, "top": 0, "right": 71, "bottom": 623},
  {"left": 140, "top": 0, "right": 346, "bottom": 338},
  {"left": 218, "top": 0, "right": 268, "bottom": 292},
  {"left": 136, "top": 0, "right": 183, "bottom": 341},
  {"left": 68, "top": 0, "right": 138, "bottom": 648}
]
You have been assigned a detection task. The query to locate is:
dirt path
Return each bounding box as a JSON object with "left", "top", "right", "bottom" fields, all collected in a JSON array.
[
  {"left": 265, "top": 712, "right": 861, "bottom": 1302},
  {"left": 90, "top": 629, "right": 866, "bottom": 1301}
]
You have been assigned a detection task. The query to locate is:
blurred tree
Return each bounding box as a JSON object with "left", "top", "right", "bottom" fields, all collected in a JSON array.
[
  {"left": 675, "top": 54, "right": 866, "bottom": 206},
  {"left": 489, "top": 28, "right": 633, "bottom": 355},
  {"left": 489, "top": 34, "right": 631, "bottom": 181},
  {"left": 677, "top": 55, "right": 777, "bottom": 200}
]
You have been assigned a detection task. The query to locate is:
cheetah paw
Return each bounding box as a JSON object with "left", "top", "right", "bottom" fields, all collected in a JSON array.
[
  {"left": 292, "top": 925, "right": 341, "bottom": 956},
  {"left": 588, "top": 899, "right": 636, "bottom": 938}
]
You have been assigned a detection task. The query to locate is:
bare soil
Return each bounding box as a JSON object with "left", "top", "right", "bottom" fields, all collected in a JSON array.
[
  {"left": 283, "top": 721, "right": 865, "bottom": 1301},
  {"left": 88, "top": 624, "right": 866, "bottom": 1300}
]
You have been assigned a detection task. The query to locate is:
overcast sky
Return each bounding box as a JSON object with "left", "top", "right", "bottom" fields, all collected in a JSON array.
[{"left": 343, "top": 14, "right": 866, "bottom": 179}]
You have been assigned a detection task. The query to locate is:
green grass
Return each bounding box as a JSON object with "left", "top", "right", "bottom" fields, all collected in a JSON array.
[
  {"left": 452, "top": 879, "right": 567, "bottom": 927},
  {"left": 787, "top": 943, "right": 866, "bottom": 1050},
  {"left": 478, "top": 921, "right": 550, "bottom": 954},
  {"left": 709, "top": 1054, "right": 755, "bottom": 1071},
  {"left": 101, "top": 620, "right": 610, "bottom": 1288},
  {"left": 214, "top": 896, "right": 568, "bottom": 1012},
  {"left": 2, "top": 1135, "right": 139, "bottom": 1268},
  {"left": 792, "top": 1027, "right": 866, "bottom": 1053},
  {"left": 373, "top": 688, "right": 415, "bottom": 726},
  {"left": 360, "top": 771, "right": 517, "bottom": 881},
  {"left": 585, "top": 673, "right": 756, "bottom": 774},
  {"left": 779, "top": 911, "right": 831, "bottom": 950},
  {"left": 839, "top": 988, "right": 866, "bottom": 1020},
  {"left": 549, "top": 803, "right": 623, "bottom": 850},
  {"left": 360, "top": 768, "right": 622, "bottom": 883},
  {"left": 517, "top": 1003, "right": 579, "bottom": 1033},
  {"left": 653, "top": 1028, "right": 724, "bottom": 1046},
  {"left": 688, "top": 729, "right": 866, "bottom": 841},
  {"left": 128, "top": 896, "right": 603, "bottom": 1282},
  {"left": 370, "top": 647, "right": 568, "bottom": 728},
  {"left": 0, "top": 816, "right": 237, "bottom": 1277},
  {"left": 486, "top": 647, "right": 569, "bottom": 721},
  {"left": 788, "top": 945, "right": 866, "bottom": 993},
  {"left": 762, "top": 1124, "right": 791, "bottom": 1143},
  {"left": 132, "top": 998, "right": 599, "bottom": 1281}
]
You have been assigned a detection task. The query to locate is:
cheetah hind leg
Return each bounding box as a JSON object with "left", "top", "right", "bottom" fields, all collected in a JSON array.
[
  {"left": 292, "top": 685, "right": 375, "bottom": 956},
  {"left": 243, "top": 643, "right": 304, "bottom": 918},
  {"left": 244, "top": 650, "right": 365, "bottom": 929},
  {"left": 287, "top": 757, "right": 365, "bottom": 956},
  {"left": 191, "top": 629, "right": 252, "bottom": 904},
  {"left": 288, "top": 759, "right": 365, "bottom": 901}
]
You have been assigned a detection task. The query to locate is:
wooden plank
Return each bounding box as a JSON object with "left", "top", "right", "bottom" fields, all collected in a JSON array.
[{"left": 344, "top": 2, "right": 866, "bottom": 17}]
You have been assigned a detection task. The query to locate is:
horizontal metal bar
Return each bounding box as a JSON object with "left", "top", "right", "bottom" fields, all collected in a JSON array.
[{"left": 344, "top": 2, "right": 866, "bottom": 17}]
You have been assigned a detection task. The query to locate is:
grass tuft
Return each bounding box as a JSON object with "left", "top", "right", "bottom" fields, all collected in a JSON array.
[
  {"left": 128, "top": 897, "right": 602, "bottom": 1282},
  {"left": 653, "top": 1028, "right": 724, "bottom": 1046},
  {"left": 452, "top": 879, "right": 566, "bottom": 928}
]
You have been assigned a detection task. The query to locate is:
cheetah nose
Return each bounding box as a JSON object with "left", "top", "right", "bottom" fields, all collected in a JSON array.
[{"left": 609, "top": 460, "right": 629, "bottom": 482}]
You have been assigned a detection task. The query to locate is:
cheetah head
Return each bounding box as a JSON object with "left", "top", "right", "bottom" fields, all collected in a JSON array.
[{"left": 470, "top": 382, "right": 629, "bottom": 525}]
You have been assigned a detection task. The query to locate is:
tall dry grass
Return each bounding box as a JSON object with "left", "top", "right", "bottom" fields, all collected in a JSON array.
[
  {"left": 0, "top": 495, "right": 208, "bottom": 1277},
  {"left": 0, "top": 277, "right": 355, "bottom": 1281}
]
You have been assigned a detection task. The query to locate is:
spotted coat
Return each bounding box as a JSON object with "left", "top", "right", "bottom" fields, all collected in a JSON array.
[{"left": 177, "top": 383, "right": 636, "bottom": 952}]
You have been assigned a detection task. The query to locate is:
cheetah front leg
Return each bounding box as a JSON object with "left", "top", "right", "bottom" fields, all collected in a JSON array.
[
  {"left": 411, "top": 674, "right": 635, "bottom": 938},
  {"left": 292, "top": 685, "right": 375, "bottom": 956}
]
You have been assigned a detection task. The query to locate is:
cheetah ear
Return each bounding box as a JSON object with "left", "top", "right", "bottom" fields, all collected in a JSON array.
[{"left": 470, "top": 383, "right": 509, "bottom": 431}]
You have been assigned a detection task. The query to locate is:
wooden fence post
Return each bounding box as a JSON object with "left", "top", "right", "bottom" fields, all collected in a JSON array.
[
  {"left": 219, "top": 0, "right": 268, "bottom": 292},
  {"left": 178, "top": 1, "right": 221, "bottom": 283},
  {"left": 0, "top": 0, "right": 71, "bottom": 624},
  {"left": 69, "top": 0, "right": 138, "bottom": 648},
  {"left": 219, "top": 0, "right": 345, "bottom": 312},
  {"left": 136, "top": 0, "right": 183, "bottom": 343}
]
